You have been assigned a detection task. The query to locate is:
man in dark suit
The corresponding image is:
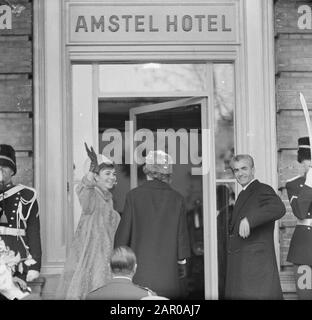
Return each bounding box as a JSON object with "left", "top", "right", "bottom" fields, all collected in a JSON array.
[
  {"left": 225, "top": 154, "right": 286, "bottom": 300},
  {"left": 286, "top": 137, "right": 312, "bottom": 299},
  {"left": 114, "top": 150, "right": 191, "bottom": 299},
  {"left": 86, "top": 246, "right": 156, "bottom": 300}
]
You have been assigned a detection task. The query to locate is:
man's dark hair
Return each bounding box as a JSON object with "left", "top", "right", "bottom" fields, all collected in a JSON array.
[{"left": 110, "top": 246, "right": 137, "bottom": 276}]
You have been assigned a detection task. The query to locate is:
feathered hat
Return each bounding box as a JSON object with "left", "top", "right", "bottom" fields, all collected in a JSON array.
[{"left": 83, "top": 154, "right": 114, "bottom": 174}]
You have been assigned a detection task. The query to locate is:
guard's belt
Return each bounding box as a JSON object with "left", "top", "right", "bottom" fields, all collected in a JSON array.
[
  {"left": 297, "top": 219, "right": 312, "bottom": 227},
  {"left": 0, "top": 226, "right": 25, "bottom": 236}
]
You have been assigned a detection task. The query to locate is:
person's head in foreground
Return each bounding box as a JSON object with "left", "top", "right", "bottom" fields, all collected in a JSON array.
[{"left": 110, "top": 246, "right": 137, "bottom": 279}]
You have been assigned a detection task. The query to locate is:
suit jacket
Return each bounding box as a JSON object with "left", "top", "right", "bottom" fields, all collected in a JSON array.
[
  {"left": 86, "top": 277, "right": 155, "bottom": 300},
  {"left": 225, "top": 180, "right": 285, "bottom": 300},
  {"left": 286, "top": 176, "right": 312, "bottom": 265},
  {"left": 114, "top": 179, "right": 191, "bottom": 299}
]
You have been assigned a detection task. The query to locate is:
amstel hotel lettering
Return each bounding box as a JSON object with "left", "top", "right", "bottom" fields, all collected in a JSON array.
[{"left": 75, "top": 14, "right": 232, "bottom": 33}]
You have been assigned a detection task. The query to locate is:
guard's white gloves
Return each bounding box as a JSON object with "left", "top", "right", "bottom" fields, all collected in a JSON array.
[
  {"left": 26, "top": 270, "right": 40, "bottom": 282},
  {"left": 0, "top": 265, "right": 29, "bottom": 300},
  {"left": 0, "top": 264, "right": 14, "bottom": 292},
  {"left": 305, "top": 167, "right": 312, "bottom": 188}
]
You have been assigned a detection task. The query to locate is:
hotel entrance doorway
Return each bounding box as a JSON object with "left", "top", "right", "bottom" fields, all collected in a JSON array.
[
  {"left": 100, "top": 96, "right": 209, "bottom": 299},
  {"left": 71, "top": 63, "right": 235, "bottom": 299}
]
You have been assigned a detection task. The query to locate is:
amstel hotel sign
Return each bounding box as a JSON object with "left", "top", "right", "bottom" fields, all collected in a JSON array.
[{"left": 67, "top": 2, "right": 239, "bottom": 45}]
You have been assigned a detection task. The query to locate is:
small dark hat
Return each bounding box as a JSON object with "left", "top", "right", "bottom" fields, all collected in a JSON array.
[
  {"left": 297, "top": 136, "right": 311, "bottom": 163},
  {"left": 0, "top": 144, "right": 16, "bottom": 175}
]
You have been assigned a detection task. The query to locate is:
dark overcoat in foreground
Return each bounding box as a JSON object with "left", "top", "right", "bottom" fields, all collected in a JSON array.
[
  {"left": 114, "top": 179, "right": 191, "bottom": 299},
  {"left": 225, "top": 180, "right": 286, "bottom": 300}
]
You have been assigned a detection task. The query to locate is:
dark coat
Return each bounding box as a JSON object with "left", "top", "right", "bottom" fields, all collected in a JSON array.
[
  {"left": 225, "top": 180, "right": 285, "bottom": 300},
  {"left": 0, "top": 184, "right": 41, "bottom": 280},
  {"left": 86, "top": 277, "right": 155, "bottom": 300},
  {"left": 286, "top": 176, "right": 312, "bottom": 265},
  {"left": 114, "top": 179, "right": 191, "bottom": 299}
]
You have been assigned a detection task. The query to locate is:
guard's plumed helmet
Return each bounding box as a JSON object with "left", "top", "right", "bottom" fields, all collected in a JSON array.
[
  {"left": 0, "top": 144, "right": 16, "bottom": 175},
  {"left": 297, "top": 136, "right": 311, "bottom": 163}
]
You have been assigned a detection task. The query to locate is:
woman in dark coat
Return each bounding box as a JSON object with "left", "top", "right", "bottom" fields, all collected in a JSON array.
[{"left": 114, "top": 150, "right": 191, "bottom": 299}]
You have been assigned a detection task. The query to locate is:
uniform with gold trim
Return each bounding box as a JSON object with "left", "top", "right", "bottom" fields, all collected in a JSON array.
[
  {"left": 286, "top": 137, "right": 312, "bottom": 299},
  {"left": 0, "top": 144, "right": 41, "bottom": 282}
]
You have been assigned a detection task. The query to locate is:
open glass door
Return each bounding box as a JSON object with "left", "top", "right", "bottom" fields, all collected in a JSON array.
[{"left": 128, "top": 96, "right": 218, "bottom": 299}]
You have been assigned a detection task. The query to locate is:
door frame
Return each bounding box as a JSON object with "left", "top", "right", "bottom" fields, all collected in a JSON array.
[{"left": 92, "top": 63, "right": 219, "bottom": 298}]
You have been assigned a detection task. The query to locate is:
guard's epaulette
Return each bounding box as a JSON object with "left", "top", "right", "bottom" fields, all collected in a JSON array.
[
  {"left": 286, "top": 175, "right": 301, "bottom": 183},
  {"left": 18, "top": 184, "right": 37, "bottom": 201}
]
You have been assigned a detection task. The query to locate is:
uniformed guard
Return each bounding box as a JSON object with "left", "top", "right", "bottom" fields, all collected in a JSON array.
[
  {"left": 286, "top": 137, "right": 312, "bottom": 299},
  {"left": 0, "top": 144, "right": 41, "bottom": 284},
  {"left": 86, "top": 246, "right": 157, "bottom": 300}
]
